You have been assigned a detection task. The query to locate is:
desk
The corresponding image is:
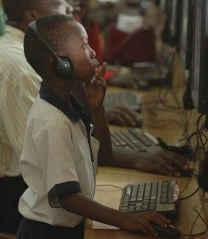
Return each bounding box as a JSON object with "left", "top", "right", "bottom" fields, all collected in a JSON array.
[
  {"left": 84, "top": 85, "right": 206, "bottom": 238},
  {"left": 85, "top": 167, "right": 207, "bottom": 239}
]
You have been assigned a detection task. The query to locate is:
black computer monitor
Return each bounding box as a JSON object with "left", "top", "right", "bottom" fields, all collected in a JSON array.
[
  {"left": 159, "top": 0, "right": 181, "bottom": 46},
  {"left": 178, "top": 0, "right": 194, "bottom": 70},
  {"left": 169, "top": 0, "right": 177, "bottom": 38},
  {"left": 179, "top": 0, "right": 189, "bottom": 67},
  {"left": 181, "top": 0, "right": 195, "bottom": 110},
  {"left": 170, "top": 0, "right": 182, "bottom": 47},
  {"left": 191, "top": 0, "right": 208, "bottom": 114},
  {"left": 158, "top": 0, "right": 166, "bottom": 10}
]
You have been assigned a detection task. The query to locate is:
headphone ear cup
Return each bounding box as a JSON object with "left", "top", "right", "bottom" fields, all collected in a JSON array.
[{"left": 53, "top": 56, "right": 74, "bottom": 79}]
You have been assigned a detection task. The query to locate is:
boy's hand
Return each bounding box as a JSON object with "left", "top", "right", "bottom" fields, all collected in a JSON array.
[
  {"left": 121, "top": 212, "right": 170, "bottom": 237},
  {"left": 85, "top": 62, "right": 107, "bottom": 109}
]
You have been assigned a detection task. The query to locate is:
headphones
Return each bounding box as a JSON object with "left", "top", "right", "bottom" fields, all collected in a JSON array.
[{"left": 28, "top": 20, "right": 74, "bottom": 78}]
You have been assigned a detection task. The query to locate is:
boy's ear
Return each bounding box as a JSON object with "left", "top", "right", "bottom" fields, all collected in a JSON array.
[{"left": 24, "top": 9, "right": 40, "bottom": 23}]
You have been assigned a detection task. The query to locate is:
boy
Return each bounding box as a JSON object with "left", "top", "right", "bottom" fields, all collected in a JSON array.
[
  {"left": 17, "top": 14, "right": 169, "bottom": 239},
  {"left": 0, "top": 0, "right": 73, "bottom": 233}
]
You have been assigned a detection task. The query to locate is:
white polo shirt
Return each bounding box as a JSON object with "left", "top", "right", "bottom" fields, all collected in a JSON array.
[{"left": 19, "top": 83, "right": 99, "bottom": 227}]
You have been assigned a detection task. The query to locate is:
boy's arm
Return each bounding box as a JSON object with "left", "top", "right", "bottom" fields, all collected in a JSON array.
[
  {"left": 60, "top": 192, "right": 169, "bottom": 237},
  {"left": 85, "top": 63, "right": 112, "bottom": 164},
  {"left": 90, "top": 105, "right": 112, "bottom": 164}
]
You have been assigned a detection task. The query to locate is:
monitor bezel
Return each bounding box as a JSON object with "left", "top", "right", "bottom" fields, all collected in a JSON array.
[{"left": 191, "top": 0, "right": 208, "bottom": 113}]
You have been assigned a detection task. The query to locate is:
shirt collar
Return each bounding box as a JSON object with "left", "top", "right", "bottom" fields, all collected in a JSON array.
[
  {"left": 39, "top": 82, "right": 79, "bottom": 122},
  {"left": 39, "top": 82, "right": 90, "bottom": 124}
]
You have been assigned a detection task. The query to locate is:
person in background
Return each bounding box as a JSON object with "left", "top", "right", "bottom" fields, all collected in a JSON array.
[
  {"left": 0, "top": 0, "right": 190, "bottom": 233},
  {"left": 0, "top": 0, "right": 5, "bottom": 36},
  {"left": 0, "top": 0, "right": 73, "bottom": 233},
  {"left": 17, "top": 14, "right": 170, "bottom": 238}
]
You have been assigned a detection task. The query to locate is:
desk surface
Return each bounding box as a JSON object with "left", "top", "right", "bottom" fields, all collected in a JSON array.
[{"left": 85, "top": 167, "right": 207, "bottom": 239}]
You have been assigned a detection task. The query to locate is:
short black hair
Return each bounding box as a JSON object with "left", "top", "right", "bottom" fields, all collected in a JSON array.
[
  {"left": 24, "top": 14, "right": 75, "bottom": 78},
  {"left": 2, "top": 0, "right": 38, "bottom": 22}
]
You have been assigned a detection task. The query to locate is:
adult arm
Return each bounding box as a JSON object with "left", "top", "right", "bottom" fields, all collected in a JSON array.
[{"left": 100, "top": 146, "right": 191, "bottom": 177}]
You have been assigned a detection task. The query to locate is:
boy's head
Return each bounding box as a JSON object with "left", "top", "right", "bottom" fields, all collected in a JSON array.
[
  {"left": 24, "top": 14, "right": 99, "bottom": 84},
  {"left": 3, "top": 0, "right": 73, "bottom": 26}
]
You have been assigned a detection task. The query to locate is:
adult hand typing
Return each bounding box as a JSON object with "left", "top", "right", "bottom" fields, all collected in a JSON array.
[
  {"left": 134, "top": 149, "right": 191, "bottom": 176},
  {"left": 108, "top": 147, "right": 191, "bottom": 177},
  {"left": 106, "top": 105, "right": 143, "bottom": 127}
]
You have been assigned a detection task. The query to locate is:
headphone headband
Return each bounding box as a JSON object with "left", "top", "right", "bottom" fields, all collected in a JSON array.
[
  {"left": 29, "top": 21, "right": 59, "bottom": 60},
  {"left": 28, "top": 20, "right": 74, "bottom": 78}
]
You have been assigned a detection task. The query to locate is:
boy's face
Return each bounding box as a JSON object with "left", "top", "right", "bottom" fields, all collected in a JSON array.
[{"left": 63, "top": 22, "right": 99, "bottom": 84}]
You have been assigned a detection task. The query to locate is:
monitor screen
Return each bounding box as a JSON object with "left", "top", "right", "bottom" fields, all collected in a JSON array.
[
  {"left": 159, "top": 0, "right": 181, "bottom": 46},
  {"left": 191, "top": 0, "right": 208, "bottom": 113},
  {"left": 179, "top": 0, "right": 189, "bottom": 67}
]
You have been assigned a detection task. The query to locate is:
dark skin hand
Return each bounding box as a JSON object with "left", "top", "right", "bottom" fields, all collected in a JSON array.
[
  {"left": 72, "top": 76, "right": 143, "bottom": 126},
  {"left": 100, "top": 147, "right": 191, "bottom": 177},
  {"left": 60, "top": 192, "right": 170, "bottom": 237},
  {"left": 133, "top": 150, "right": 191, "bottom": 176},
  {"left": 106, "top": 105, "right": 143, "bottom": 127},
  {"left": 85, "top": 63, "right": 107, "bottom": 108}
]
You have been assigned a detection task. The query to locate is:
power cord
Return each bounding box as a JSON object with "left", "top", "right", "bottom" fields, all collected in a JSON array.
[
  {"left": 96, "top": 184, "right": 123, "bottom": 190},
  {"left": 182, "top": 193, "right": 208, "bottom": 238},
  {"left": 180, "top": 186, "right": 200, "bottom": 200}
]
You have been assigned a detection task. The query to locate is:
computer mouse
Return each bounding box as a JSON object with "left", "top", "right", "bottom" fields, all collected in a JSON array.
[
  {"left": 150, "top": 223, "right": 181, "bottom": 238},
  {"left": 157, "top": 137, "right": 194, "bottom": 158},
  {"left": 134, "top": 118, "right": 143, "bottom": 128}
]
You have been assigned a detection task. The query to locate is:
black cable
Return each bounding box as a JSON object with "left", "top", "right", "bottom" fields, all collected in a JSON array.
[
  {"left": 181, "top": 109, "right": 193, "bottom": 141},
  {"left": 96, "top": 184, "right": 123, "bottom": 190},
  {"left": 179, "top": 114, "right": 207, "bottom": 195},
  {"left": 193, "top": 208, "right": 208, "bottom": 230},
  {"left": 189, "top": 189, "right": 206, "bottom": 236},
  {"left": 180, "top": 186, "right": 200, "bottom": 200}
]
